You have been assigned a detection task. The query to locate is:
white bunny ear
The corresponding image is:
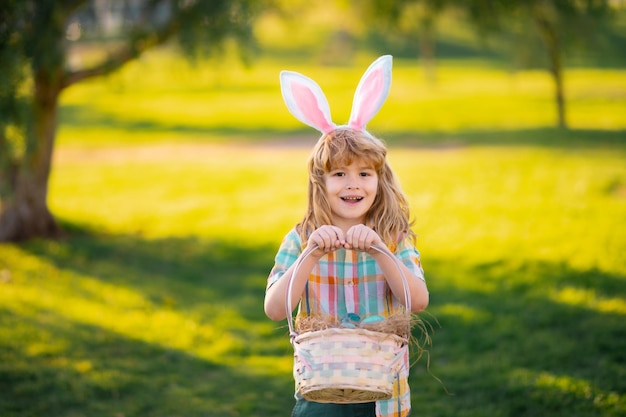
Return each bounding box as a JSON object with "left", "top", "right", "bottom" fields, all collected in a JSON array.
[
  {"left": 280, "top": 70, "right": 336, "bottom": 134},
  {"left": 348, "top": 55, "right": 393, "bottom": 131}
]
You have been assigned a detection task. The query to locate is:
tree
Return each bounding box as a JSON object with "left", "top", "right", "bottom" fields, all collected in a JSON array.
[
  {"left": 0, "top": 0, "right": 264, "bottom": 242},
  {"left": 463, "top": 0, "right": 614, "bottom": 129},
  {"left": 353, "top": 0, "right": 615, "bottom": 128}
]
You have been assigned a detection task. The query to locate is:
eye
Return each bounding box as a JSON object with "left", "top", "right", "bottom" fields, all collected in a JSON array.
[{"left": 333, "top": 171, "right": 345, "bottom": 177}]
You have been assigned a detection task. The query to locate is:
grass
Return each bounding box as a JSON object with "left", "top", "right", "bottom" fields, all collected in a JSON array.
[{"left": 1, "top": 50, "right": 625, "bottom": 416}]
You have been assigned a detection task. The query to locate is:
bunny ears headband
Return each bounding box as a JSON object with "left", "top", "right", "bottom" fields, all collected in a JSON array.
[{"left": 280, "top": 55, "right": 392, "bottom": 135}]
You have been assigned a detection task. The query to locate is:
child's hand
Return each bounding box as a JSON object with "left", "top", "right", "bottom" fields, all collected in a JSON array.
[
  {"left": 345, "top": 224, "right": 383, "bottom": 253},
  {"left": 307, "top": 225, "right": 346, "bottom": 257}
]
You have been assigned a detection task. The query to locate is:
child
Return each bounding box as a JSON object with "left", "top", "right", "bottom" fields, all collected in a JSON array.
[{"left": 264, "top": 56, "right": 429, "bottom": 417}]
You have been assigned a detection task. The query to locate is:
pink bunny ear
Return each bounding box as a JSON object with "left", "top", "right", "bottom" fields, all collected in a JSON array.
[
  {"left": 348, "top": 55, "right": 393, "bottom": 131},
  {"left": 280, "top": 70, "right": 336, "bottom": 134}
]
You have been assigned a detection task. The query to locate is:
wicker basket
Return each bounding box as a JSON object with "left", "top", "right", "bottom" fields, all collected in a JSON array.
[{"left": 286, "top": 244, "right": 411, "bottom": 404}]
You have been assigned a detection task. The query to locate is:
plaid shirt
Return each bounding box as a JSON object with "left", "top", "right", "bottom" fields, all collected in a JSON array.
[{"left": 267, "top": 228, "right": 425, "bottom": 417}]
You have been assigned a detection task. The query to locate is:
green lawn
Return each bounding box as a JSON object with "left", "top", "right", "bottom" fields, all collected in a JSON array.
[{"left": 1, "top": 52, "right": 625, "bottom": 416}]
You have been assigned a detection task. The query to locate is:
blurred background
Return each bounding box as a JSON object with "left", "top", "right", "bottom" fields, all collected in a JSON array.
[{"left": 1, "top": 1, "right": 625, "bottom": 416}]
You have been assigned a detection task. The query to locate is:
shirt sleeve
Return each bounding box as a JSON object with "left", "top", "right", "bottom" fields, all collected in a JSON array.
[
  {"left": 395, "top": 236, "right": 425, "bottom": 281},
  {"left": 266, "top": 228, "right": 303, "bottom": 290}
]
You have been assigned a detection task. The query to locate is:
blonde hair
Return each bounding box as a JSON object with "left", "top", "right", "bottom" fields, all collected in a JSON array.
[{"left": 297, "top": 128, "right": 415, "bottom": 248}]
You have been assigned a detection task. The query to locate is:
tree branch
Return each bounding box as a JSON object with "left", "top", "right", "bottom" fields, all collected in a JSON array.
[
  {"left": 61, "top": 45, "right": 139, "bottom": 88},
  {"left": 60, "top": 0, "right": 89, "bottom": 15},
  {"left": 61, "top": 19, "right": 180, "bottom": 89}
]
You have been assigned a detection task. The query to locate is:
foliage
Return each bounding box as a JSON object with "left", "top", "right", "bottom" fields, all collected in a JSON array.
[
  {"left": 462, "top": 0, "right": 618, "bottom": 65},
  {"left": 0, "top": 1, "right": 31, "bottom": 200},
  {"left": 351, "top": 0, "right": 618, "bottom": 63}
]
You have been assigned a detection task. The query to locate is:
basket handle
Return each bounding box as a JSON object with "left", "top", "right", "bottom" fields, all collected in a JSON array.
[{"left": 286, "top": 243, "right": 411, "bottom": 339}]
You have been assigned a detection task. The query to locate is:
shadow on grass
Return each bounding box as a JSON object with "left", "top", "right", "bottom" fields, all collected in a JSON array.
[
  {"left": 2, "top": 227, "right": 625, "bottom": 416},
  {"left": 1, "top": 228, "right": 296, "bottom": 417},
  {"left": 383, "top": 128, "right": 626, "bottom": 150},
  {"left": 26, "top": 219, "right": 284, "bottom": 322},
  {"left": 412, "top": 258, "right": 626, "bottom": 417},
  {"left": 0, "top": 305, "right": 293, "bottom": 417}
]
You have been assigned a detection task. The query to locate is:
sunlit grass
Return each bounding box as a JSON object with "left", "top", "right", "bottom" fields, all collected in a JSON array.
[
  {"left": 0, "top": 243, "right": 283, "bottom": 363},
  {"left": 391, "top": 146, "right": 626, "bottom": 271},
  {"left": 48, "top": 143, "right": 626, "bottom": 274},
  {"left": 50, "top": 143, "right": 309, "bottom": 241},
  {"left": 509, "top": 369, "right": 624, "bottom": 415},
  {"left": 549, "top": 286, "right": 626, "bottom": 314}
]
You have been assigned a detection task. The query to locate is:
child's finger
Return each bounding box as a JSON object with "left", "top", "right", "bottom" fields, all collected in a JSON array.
[
  {"left": 330, "top": 226, "right": 345, "bottom": 245},
  {"left": 347, "top": 225, "right": 380, "bottom": 251},
  {"left": 312, "top": 226, "right": 344, "bottom": 252},
  {"left": 346, "top": 225, "right": 367, "bottom": 250}
]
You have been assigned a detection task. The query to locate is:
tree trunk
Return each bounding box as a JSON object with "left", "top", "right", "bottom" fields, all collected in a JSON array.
[
  {"left": 0, "top": 74, "right": 62, "bottom": 242},
  {"left": 419, "top": 15, "right": 437, "bottom": 85},
  {"left": 547, "top": 42, "right": 566, "bottom": 129},
  {"left": 533, "top": 7, "right": 567, "bottom": 129}
]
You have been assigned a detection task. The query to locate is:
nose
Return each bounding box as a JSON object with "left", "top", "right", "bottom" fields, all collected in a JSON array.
[{"left": 346, "top": 176, "right": 360, "bottom": 189}]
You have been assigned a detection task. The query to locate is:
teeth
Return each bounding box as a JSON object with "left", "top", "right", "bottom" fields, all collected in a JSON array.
[{"left": 342, "top": 196, "right": 363, "bottom": 201}]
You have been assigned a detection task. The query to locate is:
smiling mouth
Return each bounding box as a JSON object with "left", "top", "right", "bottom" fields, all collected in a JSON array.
[{"left": 341, "top": 196, "right": 363, "bottom": 202}]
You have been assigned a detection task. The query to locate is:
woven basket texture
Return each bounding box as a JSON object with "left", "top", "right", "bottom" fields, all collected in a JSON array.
[{"left": 293, "top": 327, "right": 408, "bottom": 403}]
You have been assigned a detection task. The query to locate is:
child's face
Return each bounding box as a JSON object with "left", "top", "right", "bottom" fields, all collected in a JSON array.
[{"left": 324, "top": 158, "right": 378, "bottom": 232}]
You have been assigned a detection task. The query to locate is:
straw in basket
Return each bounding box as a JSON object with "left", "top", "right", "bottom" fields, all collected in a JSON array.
[{"left": 286, "top": 244, "right": 412, "bottom": 404}]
